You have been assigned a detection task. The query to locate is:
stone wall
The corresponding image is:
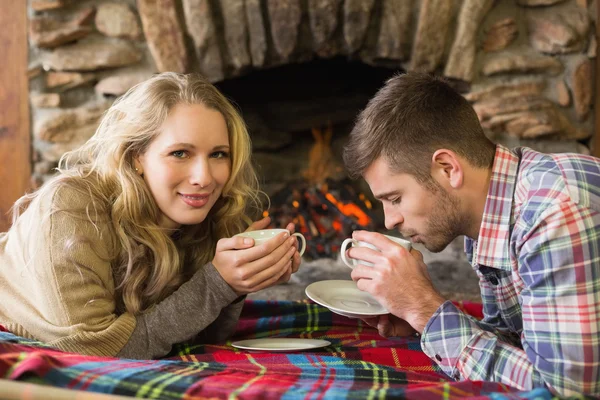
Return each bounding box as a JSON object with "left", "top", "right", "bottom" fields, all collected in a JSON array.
[{"left": 27, "top": 0, "right": 597, "bottom": 188}]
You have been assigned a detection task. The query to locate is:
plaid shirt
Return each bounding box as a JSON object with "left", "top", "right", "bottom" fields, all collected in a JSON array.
[{"left": 420, "top": 145, "right": 600, "bottom": 397}]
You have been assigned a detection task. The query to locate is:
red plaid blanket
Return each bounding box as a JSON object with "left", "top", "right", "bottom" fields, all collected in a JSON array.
[{"left": 0, "top": 300, "right": 580, "bottom": 399}]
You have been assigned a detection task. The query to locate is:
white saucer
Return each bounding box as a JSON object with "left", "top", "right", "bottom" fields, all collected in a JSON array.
[
  {"left": 305, "top": 280, "right": 389, "bottom": 317},
  {"left": 231, "top": 338, "right": 331, "bottom": 352},
  {"left": 329, "top": 309, "right": 361, "bottom": 319}
]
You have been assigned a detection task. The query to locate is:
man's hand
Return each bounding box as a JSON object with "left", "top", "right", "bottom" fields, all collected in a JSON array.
[
  {"left": 361, "top": 314, "right": 417, "bottom": 338},
  {"left": 349, "top": 230, "right": 446, "bottom": 333}
]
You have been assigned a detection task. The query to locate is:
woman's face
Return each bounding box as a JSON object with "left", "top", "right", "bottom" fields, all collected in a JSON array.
[{"left": 136, "top": 103, "right": 232, "bottom": 230}]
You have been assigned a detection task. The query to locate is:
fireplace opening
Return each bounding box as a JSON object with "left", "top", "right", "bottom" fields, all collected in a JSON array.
[{"left": 215, "top": 57, "right": 402, "bottom": 259}]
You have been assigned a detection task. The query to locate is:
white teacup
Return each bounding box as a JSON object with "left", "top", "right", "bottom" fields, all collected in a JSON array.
[
  {"left": 340, "top": 234, "right": 412, "bottom": 269},
  {"left": 234, "top": 229, "right": 306, "bottom": 256}
]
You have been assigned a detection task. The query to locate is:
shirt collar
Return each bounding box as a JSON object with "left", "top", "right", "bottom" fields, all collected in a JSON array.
[{"left": 470, "top": 145, "right": 520, "bottom": 271}]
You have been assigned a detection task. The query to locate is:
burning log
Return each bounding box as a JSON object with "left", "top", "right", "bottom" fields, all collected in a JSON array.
[{"left": 267, "top": 178, "right": 379, "bottom": 259}]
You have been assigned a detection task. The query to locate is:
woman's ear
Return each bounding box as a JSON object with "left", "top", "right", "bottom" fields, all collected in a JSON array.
[
  {"left": 133, "top": 157, "right": 143, "bottom": 176},
  {"left": 431, "top": 149, "right": 463, "bottom": 189}
]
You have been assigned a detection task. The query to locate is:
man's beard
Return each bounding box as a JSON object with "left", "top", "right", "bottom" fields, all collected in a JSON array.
[{"left": 420, "top": 184, "right": 467, "bottom": 253}]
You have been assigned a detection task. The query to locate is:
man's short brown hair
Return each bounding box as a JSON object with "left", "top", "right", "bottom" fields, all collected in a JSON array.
[{"left": 343, "top": 72, "right": 496, "bottom": 184}]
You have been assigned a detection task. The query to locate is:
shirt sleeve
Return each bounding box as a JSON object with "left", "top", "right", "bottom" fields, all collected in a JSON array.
[
  {"left": 117, "top": 262, "right": 240, "bottom": 359},
  {"left": 421, "top": 203, "right": 600, "bottom": 396}
]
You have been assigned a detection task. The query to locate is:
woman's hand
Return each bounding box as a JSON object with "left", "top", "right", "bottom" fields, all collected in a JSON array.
[
  {"left": 243, "top": 216, "right": 302, "bottom": 282},
  {"left": 283, "top": 221, "right": 302, "bottom": 275},
  {"left": 212, "top": 227, "right": 297, "bottom": 295},
  {"left": 244, "top": 216, "right": 271, "bottom": 232}
]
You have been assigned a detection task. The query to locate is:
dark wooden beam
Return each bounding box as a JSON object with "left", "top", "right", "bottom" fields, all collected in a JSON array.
[{"left": 0, "top": 0, "right": 30, "bottom": 232}]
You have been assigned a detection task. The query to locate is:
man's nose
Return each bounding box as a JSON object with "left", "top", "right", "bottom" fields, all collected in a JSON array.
[
  {"left": 190, "top": 159, "right": 214, "bottom": 188},
  {"left": 384, "top": 205, "right": 403, "bottom": 231}
]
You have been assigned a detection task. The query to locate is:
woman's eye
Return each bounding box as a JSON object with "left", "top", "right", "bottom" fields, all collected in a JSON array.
[
  {"left": 170, "top": 150, "right": 187, "bottom": 158},
  {"left": 211, "top": 151, "right": 230, "bottom": 159}
]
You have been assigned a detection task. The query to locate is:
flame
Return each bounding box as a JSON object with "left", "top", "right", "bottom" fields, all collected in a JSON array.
[
  {"left": 332, "top": 220, "right": 342, "bottom": 231},
  {"left": 324, "top": 192, "right": 371, "bottom": 226}
]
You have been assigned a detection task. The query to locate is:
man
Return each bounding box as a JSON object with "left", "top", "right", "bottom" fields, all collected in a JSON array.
[{"left": 342, "top": 72, "right": 600, "bottom": 396}]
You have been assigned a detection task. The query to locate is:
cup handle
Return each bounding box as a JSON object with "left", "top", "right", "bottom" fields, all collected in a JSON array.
[
  {"left": 292, "top": 232, "right": 306, "bottom": 256},
  {"left": 340, "top": 238, "right": 358, "bottom": 269}
]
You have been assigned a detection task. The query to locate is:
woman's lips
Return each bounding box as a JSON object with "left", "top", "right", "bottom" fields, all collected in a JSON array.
[{"left": 179, "top": 193, "right": 210, "bottom": 207}]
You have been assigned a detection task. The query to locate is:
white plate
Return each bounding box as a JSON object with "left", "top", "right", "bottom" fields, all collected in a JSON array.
[
  {"left": 305, "top": 280, "right": 389, "bottom": 317},
  {"left": 231, "top": 338, "right": 331, "bottom": 352}
]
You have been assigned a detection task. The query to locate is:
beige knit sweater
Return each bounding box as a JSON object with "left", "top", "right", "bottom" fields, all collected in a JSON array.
[{"left": 0, "top": 185, "right": 242, "bottom": 358}]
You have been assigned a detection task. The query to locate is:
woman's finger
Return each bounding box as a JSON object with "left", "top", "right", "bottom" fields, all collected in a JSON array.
[
  {"left": 285, "top": 222, "right": 296, "bottom": 234},
  {"left": 291, "top": 251, "right": 301, "bottom": 273},
  {"left": 245, "top": 216, "right": 271, "bottom": 232},
  {"left": 251, "top": 257, "right": 294, "bottom": 292},
  {"left": 216, "top": 236, "right": 255, "bottom": 252},
  {"left": 236, "top": 236, "right": 295, "bottom": 281},
  {"left": 231, "top": 232, "right": 291, "bottom": 265}
]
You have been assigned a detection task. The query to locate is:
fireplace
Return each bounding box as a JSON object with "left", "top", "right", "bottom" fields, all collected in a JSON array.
[
  {"left": 214, "top": 57, "right": 396, "bottom": 257},
  {"left": 215, "top": 57, "right": 397, "bottom": 186},
  {"left": 26, "top": 0, "right": 595, "bottom": 251}
]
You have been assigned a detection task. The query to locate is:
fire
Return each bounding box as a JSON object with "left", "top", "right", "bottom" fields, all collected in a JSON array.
[
  {"left": 267, "top": 179, "right": 378, "bottom": 259},
  {"left": 265, "top": 123, "right": 379, "bottom": 259},
  {"left": 324, "top": 192, "right": 371, "bottom": 226}
]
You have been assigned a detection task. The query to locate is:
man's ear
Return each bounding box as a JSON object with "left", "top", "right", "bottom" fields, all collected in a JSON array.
[{"left": 431, "top": 149, "right": 463, "bottom": 189}]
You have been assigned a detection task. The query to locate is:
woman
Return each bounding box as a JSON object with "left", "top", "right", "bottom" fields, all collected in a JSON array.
[{"left": 0, "top": 73, "right": 301, "bottom": 359}]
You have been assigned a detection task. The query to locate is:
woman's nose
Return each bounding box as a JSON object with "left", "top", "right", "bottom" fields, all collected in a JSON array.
[{"left": 189, "top": 159, "right": 214, "bottom": 188}]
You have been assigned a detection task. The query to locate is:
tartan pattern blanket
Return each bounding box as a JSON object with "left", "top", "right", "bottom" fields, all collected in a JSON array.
[{"left": 0, "top": 300, "right": 593, "bottom": 399}]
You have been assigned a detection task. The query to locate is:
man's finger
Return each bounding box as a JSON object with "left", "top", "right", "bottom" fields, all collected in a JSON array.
[
  {"left": 377, "top": 314, "right": 391, "bottom": 337},
  {"left": 360, "top": 316, "right": 379, "bottom": 328},
  {"left": 346, "top": 246, "right": 382, "bottom": 267},
  {"left": 410, "top": 248, "right": 424, "bottom": 262},
  {"left": 351, "top": 265, "right": 377, "bottom": 282}
]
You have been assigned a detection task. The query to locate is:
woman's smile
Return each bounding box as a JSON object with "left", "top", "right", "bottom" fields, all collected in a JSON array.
[{"left": 179, "top": 192, "right": 211, "bottom": 208}]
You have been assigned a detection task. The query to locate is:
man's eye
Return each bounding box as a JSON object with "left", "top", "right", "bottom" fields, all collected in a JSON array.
[
  {"left": 211, "top": 151, "right": 230, "bottom": 159},
  {"left": 391, "top": 198, "right": 401, "bottom": 205},
  {"left": 170, "top": 150, "right": 187, "bottom": 158}
]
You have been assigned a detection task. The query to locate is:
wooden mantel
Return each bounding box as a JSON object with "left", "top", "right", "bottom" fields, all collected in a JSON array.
[{"left": 0, "top": 0, "right": 30, "bottom": 232}]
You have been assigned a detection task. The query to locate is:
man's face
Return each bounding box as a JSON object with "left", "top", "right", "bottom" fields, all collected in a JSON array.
[{"left": 363, "top": 157, "right": 466, "bottom": 253}]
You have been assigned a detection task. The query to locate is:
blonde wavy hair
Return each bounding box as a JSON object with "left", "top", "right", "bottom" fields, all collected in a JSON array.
[{"left": 13, "top": 72, "right": 262, "bottom": 314}]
